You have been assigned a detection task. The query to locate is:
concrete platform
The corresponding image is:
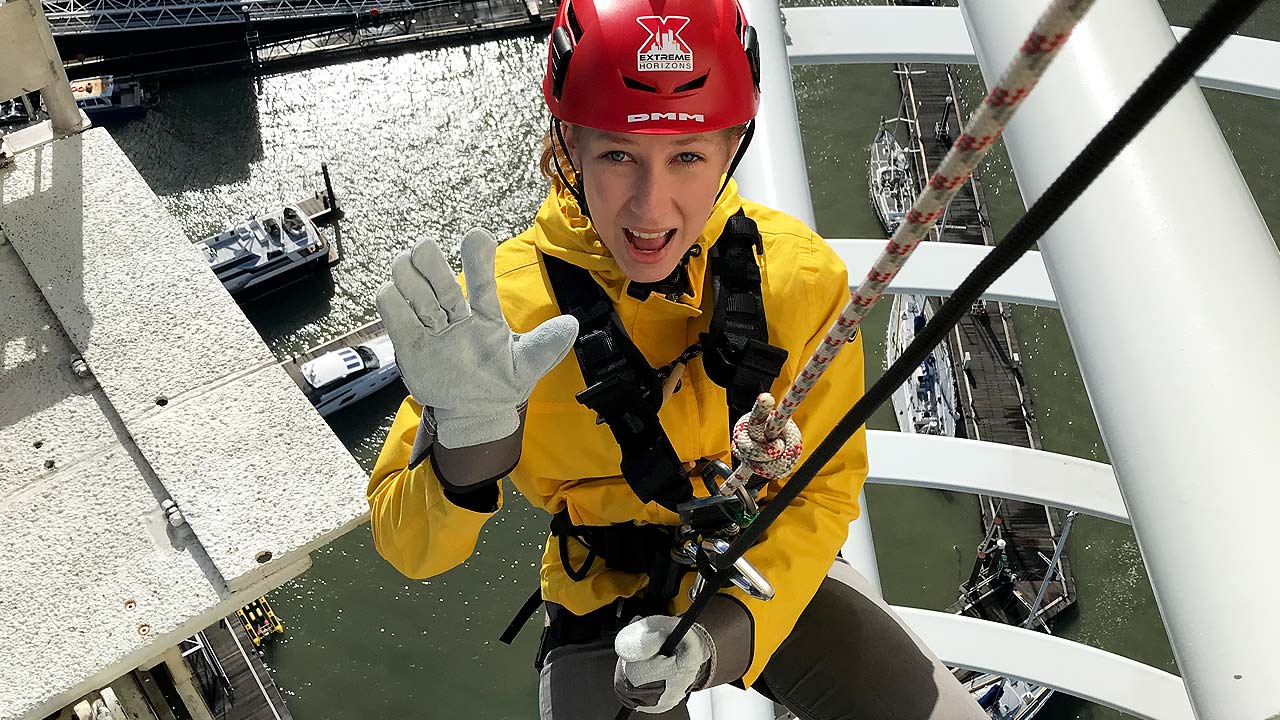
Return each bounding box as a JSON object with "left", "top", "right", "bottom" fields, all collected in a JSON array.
[{"left": 0, "top": 127, "right": 368, "bottom": 720}]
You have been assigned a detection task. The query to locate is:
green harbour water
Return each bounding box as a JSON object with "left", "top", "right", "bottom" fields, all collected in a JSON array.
[{"left": 103, "top": 2, "right": 1278, "bottom": 716}]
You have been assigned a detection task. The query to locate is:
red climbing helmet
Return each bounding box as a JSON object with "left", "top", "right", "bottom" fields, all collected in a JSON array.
[{"left": 542, "top": 0, "right": 762, "bottom": 134}]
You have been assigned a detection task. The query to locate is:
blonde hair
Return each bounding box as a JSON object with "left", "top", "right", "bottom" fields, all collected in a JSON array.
[
  {"left": 538, "top": 122, "right": 750, "bottom": 185},
  {"left": 539, "top": 129, "right": 577, "bottom": 189}
]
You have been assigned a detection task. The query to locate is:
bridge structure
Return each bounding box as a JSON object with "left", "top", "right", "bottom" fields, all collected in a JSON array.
[{"left": 42, "top": 0, "right": 514, "bottom": 35}]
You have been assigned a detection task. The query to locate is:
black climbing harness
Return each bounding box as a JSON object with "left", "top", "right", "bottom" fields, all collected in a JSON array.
[
  {"left": 499, "top": 208, "right": 788, "bottom": 654},
  {"left": 543, "top": 208, "right": 787, "bottom": 514},
  {"left": 699, "top": 211, "right": 789, "bottom": 423}
]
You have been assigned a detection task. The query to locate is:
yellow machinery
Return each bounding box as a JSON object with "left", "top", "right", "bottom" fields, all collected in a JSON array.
[{"left": 236, "top": 596, "right": 284, "bottom": 647}]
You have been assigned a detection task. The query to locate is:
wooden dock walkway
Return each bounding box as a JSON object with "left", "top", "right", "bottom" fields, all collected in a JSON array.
[
  {"left": 295, "top": 163, "right": 343, "bottom": 227},
  {"left": 298, "top": 163, "right": 345, "bottom": 268},
  {"left": 201, "top": 616, "right": 295, "bottom": 720},
  {"left": 893, "top": 57, "right": 1076, "bottom": 626}
]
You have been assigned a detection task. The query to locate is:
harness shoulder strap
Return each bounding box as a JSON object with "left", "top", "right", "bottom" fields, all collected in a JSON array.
[
  {"left": 541, "top": 253, "right": 694, "bottom": 512},
  {"left": 700, "top": 209, "right": 790, "bottom": 422}
]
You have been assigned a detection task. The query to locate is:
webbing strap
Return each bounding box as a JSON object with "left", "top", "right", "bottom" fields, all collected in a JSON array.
[
  {"left": 700, "top": 210, "right": 789, "bottom": 421},
  {"left": 542, "top": 254, "right": 694, "bottom": 512},
  {"left": 499, "top": 587, "right": 544, "bottom": 645}
]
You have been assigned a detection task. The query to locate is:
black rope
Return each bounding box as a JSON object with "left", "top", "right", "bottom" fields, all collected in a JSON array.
[{"left": 610, "top": 1, "right": 1266, "bottom": 714}]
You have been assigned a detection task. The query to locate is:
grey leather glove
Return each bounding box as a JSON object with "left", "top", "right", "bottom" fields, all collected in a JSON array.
[
  {"left": 377, "top": 228, "right": 578, "bottom": 449},
  {"left": 613, "top": 615, "right": 715, "bottom": 714}
]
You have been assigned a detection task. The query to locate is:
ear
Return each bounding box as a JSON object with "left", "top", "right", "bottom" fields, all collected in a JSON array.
[
  {"left": 720, "top": 131, "right": 743, "bottom": 176},
  {"left": 561, "top": 123, "right": 583, "bottom": 167}
]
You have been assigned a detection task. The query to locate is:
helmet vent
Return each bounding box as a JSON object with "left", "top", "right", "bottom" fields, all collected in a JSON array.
[
  {"left": 566, "top": 2, "right": 584, "bottom": 41},
  {"left": 673, "top": 73, "right": 709, "bottom": 93},
  {"left": 622, "top": 75, "right": 659, "bottom": 93}
]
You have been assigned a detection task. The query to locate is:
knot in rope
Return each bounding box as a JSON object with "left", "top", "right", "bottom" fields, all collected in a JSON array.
[{"left": 732, "top": 393, "right": 803, "bottom": 480}]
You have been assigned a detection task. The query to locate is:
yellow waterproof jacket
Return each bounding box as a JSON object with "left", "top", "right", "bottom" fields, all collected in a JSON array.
[{"left": 368, "top": 180, "right": 868, "bottom": 686}]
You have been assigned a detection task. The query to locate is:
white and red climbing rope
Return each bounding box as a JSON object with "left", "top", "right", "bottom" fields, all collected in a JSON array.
[{"left": 725, "top": 0, "right": 1097, "bottom": 492}]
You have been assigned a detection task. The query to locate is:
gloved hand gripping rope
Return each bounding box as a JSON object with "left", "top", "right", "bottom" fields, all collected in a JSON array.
[{"left": 616, "top": 0, "right": 1267, "bottom": 714}]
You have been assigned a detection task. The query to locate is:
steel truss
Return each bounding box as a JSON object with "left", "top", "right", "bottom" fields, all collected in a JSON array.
[{"left": 42, "top": 0, "right": 458, "bottom": 35}]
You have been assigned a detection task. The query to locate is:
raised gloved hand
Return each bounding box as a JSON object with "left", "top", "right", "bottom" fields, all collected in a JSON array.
[
  {"left": 613, "top": 615, "right": 715, "bottom": 714},
  {"left": 376, "top": 228, "right": 578, "bottom": 449}
]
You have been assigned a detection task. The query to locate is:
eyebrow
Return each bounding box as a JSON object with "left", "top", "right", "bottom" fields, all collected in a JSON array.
[{"left": 598, "top": 133, "right": 711, "bottom": 147}]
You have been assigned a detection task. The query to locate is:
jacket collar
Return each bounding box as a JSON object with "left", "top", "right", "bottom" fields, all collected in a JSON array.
[{"left": 533, "top": 179, "right": 743, "bottom": 313}]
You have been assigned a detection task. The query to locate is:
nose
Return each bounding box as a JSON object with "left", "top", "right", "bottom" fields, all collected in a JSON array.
[{"left": 627, "top": 162, "right": 673, "bottom": 221}]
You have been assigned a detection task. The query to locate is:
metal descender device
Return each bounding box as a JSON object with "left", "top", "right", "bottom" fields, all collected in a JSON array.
[{"left": 673, "top": 459, "right": 775, "bottom": 602}]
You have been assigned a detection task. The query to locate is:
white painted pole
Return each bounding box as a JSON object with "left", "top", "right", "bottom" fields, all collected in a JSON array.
[
  {"left": 959, "top": 2, "right": 1280, "bottom": 718},
  {"left": 736, "top": 0, "right": 815, "bottom": 227},
  {"left": 738, "top": 0, "right": 882, "bottom": 596},
  {"left": 22, "top": 0, "right": 83, "bottom": 136}
]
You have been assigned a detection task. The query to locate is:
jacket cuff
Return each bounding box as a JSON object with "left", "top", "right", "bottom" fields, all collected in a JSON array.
[
  {"left": 439, "top": 478, "right": 501, "bottom": 513},
  {"left": 411, "top": 406, "right": 524, "bottom": 513},
  {"left": 697, "top": 594, "right": 754, "bottom": 688}
]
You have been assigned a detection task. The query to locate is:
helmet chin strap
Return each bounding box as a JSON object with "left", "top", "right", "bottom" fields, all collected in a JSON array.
[
  {"left": 550, "top": 117, "right": 592, "bottom": 221},
  {"left": 715, "top": 119, "right": 756, "bottom": 204}
]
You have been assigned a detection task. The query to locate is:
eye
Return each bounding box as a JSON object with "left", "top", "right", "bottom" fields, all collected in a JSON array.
[
  {"left": 602, "top": 150, "right": 628, "bottom": 163},
  {"left": 676, "top": 152, "right": 704, "bottom": 165}
]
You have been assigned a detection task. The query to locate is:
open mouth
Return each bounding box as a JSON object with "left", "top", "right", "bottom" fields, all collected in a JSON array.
[{"left": 622, "top": 227, "right": 676, "bottom": 262}]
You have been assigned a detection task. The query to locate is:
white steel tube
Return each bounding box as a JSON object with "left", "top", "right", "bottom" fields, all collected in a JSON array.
[
  {"left": 738, "top": 0, "right": 881, "bottom": 594},
  {"left": 737, "top": 0, "right": 815, "bottom": 227},
  {"left": 23, "top": 0, "right": 83, "bottom": 135},
  {"left": 959, "top": 1, "right": 1280, "bottom": 717}
]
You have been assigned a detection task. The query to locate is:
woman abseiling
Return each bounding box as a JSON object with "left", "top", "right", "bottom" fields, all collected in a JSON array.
[{"left": 368, "top": 0, "right": 988, "bottom": 717}]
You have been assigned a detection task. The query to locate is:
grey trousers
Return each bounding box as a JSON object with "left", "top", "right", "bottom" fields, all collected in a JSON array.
[{"left": 538, "top": 559, "right": 989, "bottom": 720}]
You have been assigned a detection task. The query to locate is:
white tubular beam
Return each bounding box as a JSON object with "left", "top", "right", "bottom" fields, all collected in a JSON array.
[
  {"left": 897, "top": 608, "right": 1195, "bottom": 720},
  {"left": 830, "top": 239, "right": 1057, "bottom": 307},
  {"left": 26, "top": 0, "right": 82, "bottom": 135},
  {"left": 740, "top": 0, "right": 881, "bottom": 594},
  {"left": 781, "top": 6, "right": 1280, "bottom": 100},
  {"left": 783, "top": 6, "right": 975, "bottom": 65},
  {"left": 1171, "top": 27, "right": 1280, "bottom": 99},
  {"left": 737, "top": 0, "right": 815, "bottom": 227},
  {"left": 0, "top": 1, "right": 51, "bottom": 98},
  {"left": 160, "top": 647, "right": 217, "bottom": 720},
  {"left": 960, "top": 2, "right": 1280, "bottom": 718},
  {"left": 0, "top": 0, "right": 83, "bottom": 135},
  {"left": 865, "top": 431, "right": 1128, "bottom": 524}
]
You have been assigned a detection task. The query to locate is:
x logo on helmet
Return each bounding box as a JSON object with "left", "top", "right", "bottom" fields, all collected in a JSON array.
[{"left": 636, "top": 16, "right": 693, "bottom": 72}]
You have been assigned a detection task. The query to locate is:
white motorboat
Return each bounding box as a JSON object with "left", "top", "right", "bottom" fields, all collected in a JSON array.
[
  {"left": 197, "top": 205, "right": 331, "bottom": 301},
  {"left": 299, "top": 334, "right": 402, "bottom": 417}
]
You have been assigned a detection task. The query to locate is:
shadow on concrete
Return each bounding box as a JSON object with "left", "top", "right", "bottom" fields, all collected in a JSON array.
[{"left": 0, "top": 133, "right": 90, "bottom": 421}]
